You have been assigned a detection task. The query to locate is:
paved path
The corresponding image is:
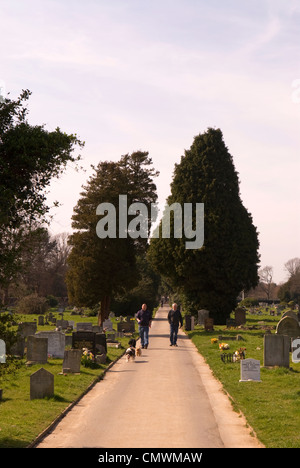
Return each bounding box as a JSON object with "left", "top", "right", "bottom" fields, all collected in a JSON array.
[{"left": 36, "top": 306, "right": 263, "bottom": 448}]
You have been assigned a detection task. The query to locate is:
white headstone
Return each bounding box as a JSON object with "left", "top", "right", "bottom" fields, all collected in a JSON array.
[
  {"left": 240, "top": 358, "right": 261, "bottom": 382},
  {"left": 36, "top": 331, "right": 66, "bottom": 358},
  {"left": 0, "top": 339, "right": 6, "bottom": 363}
]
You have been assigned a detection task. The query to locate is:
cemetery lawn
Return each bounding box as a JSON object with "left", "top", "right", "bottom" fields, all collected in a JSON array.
[
  {"left": 0, "top": 311, "right": 136, "bottom": 448},
  {"left": 186, "top": 311, "right": 300, "bottom": 448}
]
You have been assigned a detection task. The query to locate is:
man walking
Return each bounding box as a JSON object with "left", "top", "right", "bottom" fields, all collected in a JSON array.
[
  {"left": 136, "top": 303, "right": 152, "bottom": 349},
  {"left": 168, "top": 303, "right": 183, "bottom": 347}
]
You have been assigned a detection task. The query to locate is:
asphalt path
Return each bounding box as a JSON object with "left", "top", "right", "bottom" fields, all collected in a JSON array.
[{"left": 36, "top": 305, "right": 263, "bottom": 448}]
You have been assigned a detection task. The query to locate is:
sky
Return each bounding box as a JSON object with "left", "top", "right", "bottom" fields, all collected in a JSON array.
[{"left": 1, "top": 0, "right": 300, "bottom": 284}]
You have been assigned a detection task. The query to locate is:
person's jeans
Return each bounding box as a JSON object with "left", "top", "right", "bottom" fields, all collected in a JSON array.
[
  {"left": 139, "top": 326, "right": 149, "bottom": 347},
  {"left": 170, "top": 323, "right": 179, "bottom": 345}
]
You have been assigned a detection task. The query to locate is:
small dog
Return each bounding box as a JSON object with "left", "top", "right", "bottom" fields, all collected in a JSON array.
[
  {"left": 125, "top": 338, "right": 136, "bottom": 362},
  {"left": 136, "top": 347, "right": 142, "bottom": 357}
]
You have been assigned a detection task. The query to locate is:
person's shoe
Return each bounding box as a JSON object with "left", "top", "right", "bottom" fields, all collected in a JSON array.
[
  {"left": 144, "top": 344, "right": 148, "bottom": 349},
  {"left": 170, "top": 343, "right": 173, "bottom": 346},
  {"left": 142, "top": 346, "right": 145, "bottom": 349},
  {"left": 174, "top": 343, "right": 178, "bottom": 347}
]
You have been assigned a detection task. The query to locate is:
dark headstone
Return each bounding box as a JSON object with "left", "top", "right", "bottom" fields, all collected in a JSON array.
[
  {"left": 30, "top": 368, "right": 54, "bottom": 399},
  {"left": 72, "top": 331, "right": 96, "bottom": 354}
]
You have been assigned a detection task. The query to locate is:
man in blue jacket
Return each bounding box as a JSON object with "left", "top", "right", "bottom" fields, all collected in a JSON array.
[{"left": 136, "top": 303, "right": 152, "bottom": 349}]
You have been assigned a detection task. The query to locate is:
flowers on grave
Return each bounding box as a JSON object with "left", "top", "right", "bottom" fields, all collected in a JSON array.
[
  {"left": 211, "top": 338, "right": 218, "bottom": 344},
  {"left": 233, "top": 347, "right": 246, "bottom": 361},
  {"left": 81, "top": 348, "right": 96, "bottom": 368},
  {"left": 219, "top": 342, "right": 229, "bottom": 350}
]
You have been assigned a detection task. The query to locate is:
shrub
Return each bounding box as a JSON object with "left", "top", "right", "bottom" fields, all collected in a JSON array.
[
  {"left": 46, "top": 295, "right": 58, "bottom": 307},
  {"left": 239, "top": 297, "right": 259, "bottom": 307},
  {"left": 17, "top": 294, "right": 49, "bottom": 315}
]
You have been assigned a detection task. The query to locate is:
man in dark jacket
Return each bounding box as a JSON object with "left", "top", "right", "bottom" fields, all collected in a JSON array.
[
  {"left": 167, "top": 303, "right": 183, "bottom": 347},
  {"left": 136, "top": 303, "right": 152, "bottom": 349}
]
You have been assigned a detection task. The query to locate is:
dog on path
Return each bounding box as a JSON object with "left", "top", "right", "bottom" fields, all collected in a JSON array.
[{"left": 125, "top": 338, "right": 142, "bottom": 361}]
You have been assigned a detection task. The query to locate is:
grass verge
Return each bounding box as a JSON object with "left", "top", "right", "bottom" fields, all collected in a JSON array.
[
  {"left": 185, "top": 312, "right": 300, "bottom": 448},
  {"left": 0, "top": 312, "right": 135, "bottom": 448}
]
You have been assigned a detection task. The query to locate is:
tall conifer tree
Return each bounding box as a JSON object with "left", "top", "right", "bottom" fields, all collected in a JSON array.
[
  {"left": 66, "top": 151, "right": 158, "bottom": 325},
  {"left": 148, "top": 128, "right": 259, "bottom": 323}
]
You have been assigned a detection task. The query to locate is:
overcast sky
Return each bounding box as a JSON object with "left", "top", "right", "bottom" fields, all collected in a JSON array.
[{"left": 1, "top": 0, "right": 300, "bottom": 284}]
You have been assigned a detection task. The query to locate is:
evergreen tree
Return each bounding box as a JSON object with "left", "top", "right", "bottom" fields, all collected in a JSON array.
[
  {"left": 66, "top": 151, "right": 158, "bottom": 325},
  {"left": 148, "top": 128, "right": 259, "bottom": 323}
]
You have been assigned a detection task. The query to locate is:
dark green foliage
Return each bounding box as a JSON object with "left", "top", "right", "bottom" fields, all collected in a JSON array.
[
  {"left": 0, "top": 89, "right": 83, "bottom": 296},
  {"left": 0, "top": 89, "right": 84, "bottom": 228},
  {"left": 148, "top": 128, "right": 260, "bottom": 323},
  {"left": 111, "top": 255, "right": 161, "bottom": 316},
  {"left": 0, "top": 312, "right": 18, "bottom": 356},
  {"left": 66, "top": 152, "right": 159, "bottom": 324}
]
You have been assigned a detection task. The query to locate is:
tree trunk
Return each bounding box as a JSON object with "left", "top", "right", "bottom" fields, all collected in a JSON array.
[
  {"left": 98, "top": 295, "right": 111, "bottom": 326},
  {"left": 2, "top": 286, "right": 9, "bottom": 306}
]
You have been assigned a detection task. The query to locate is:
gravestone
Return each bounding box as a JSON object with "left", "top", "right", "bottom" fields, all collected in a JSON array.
[
  {"left": 239, "top": 358, "right": 261, "bottom": 382},
  {"left": 56, "top": 319, "right": 69, "bottom": 330},
  {"left": 62, "top": 349, "right": 82, "bottom": 373},
  {"left": 226, "top": 318, "right": 236, "bottom": 327},
  {"left": 198, "top": 310, "right": 209, "bottom": 326},
  {"left": 291, "top": 338, "right": 300, "bottom": 363},
  {"left": 282, "top": 310, "right": 299, "bottom": 321},
  {"left": 264, "top": 334, "right": 290, "bottom": 367},
  {"left": 92, "top": 325, "right": 102, "bottom": 333},
  {"left": 65, "top": 335, "right": 73, "bottom": 347},
  {"left": 95, "top": 333, "right": 107, "bottom": 353},
  {"left": 235, "top": 308, "right": 246, "bottom": 325},
  {"left": 185, "top": 315, "right": 192, "bottom": 331},
  {"left": 106, "top": 332, "right": 116, "bottom": 342},
  {"left": 72, "top": 331, "right": 96, "bottom": 354},
  {"left": 185, "top": 315, "right": 195, "bottom": 331},
  {"left": 204, "top": 318, "right": 214, "bottom": 331},
  {"left": 26, "top": 336, "right": 48, "bottom": 365},
  {"left": 11, "top": 335, "right": 25, "bottom": 357},
  {"left": 117, "top": 321, "right": 135, "bottom": 333},
  {"left": 96, "top": 353, "right": 106, "bottom": 365},
  {"left": 38, "top": 315, "right": 44, "bottom": 326},
  {"left": 36, "top": 331, "right": 65, "bottom": 358},
  {"left": 17, "top": 322, "right": 37, "bottom": 338},
  {"left": 103, "top": 319, "right": 113, "bottom": 331},
  {"left": 30, "top": 368, "right": 54, "bottom": 399},
  {"left": 276, "top": 315, "right": 300, "bottom": 339},
  {"left": 190, "top": 316, "right": 195, "bottom": 330},
  {"left": 76, "top": 322, "right": 93, "bottom": 332},
  {"left": 0, "top": 339, "right": 6, "bottom": 363}
]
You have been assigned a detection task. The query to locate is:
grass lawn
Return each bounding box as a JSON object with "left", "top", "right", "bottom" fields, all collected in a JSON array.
[
  {"left": 0, "top": 311, "right": 136, "bottom": 448},
  {"left": 185, "top": 310, "right": 300, "bottom": 448},
  {"left": 1, "top": 307, "right": 299, "bottom": 448}
]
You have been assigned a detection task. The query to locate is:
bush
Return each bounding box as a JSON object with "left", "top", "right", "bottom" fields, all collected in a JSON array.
[
  {"left": 46, "top": 295, "right": 58, "bottom": 307},
  {"left": 0, "top": 312, "right": 18, "bottom": 354},
  {"left": 17, "top": 294, "right": 49, "bottom": 315},
  {"left": 239, "top": 297, "right": 259, "bottom": 307}
]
